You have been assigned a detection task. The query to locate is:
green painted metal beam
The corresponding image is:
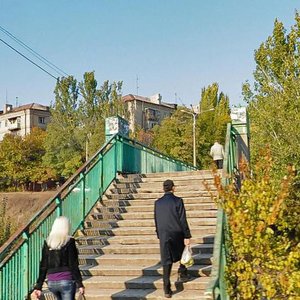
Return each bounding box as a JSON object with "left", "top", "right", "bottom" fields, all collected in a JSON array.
[{"left": 0, "top": 133, "right": 196, "bottom": 299}]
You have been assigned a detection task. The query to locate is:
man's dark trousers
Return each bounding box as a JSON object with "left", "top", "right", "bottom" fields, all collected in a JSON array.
[{"left": 163, "top": 264, "right": 187, "bottom": 293}]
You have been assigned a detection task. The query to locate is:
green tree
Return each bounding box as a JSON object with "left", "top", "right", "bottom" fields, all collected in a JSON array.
[
  {"left": 78, "top": 72, "right": 126, "bottom": 157},
  {"left": 0, "top": 134, "right": 25, "bottom": 190},
  {"left": 0, "top": 128, "right": 49, "bottom": 190},
  {"left": 0, "top": 197, "right": 13, "bottom": 247},
  {"left": 243, "top": 12, "right": 300, "bottom": 176},
  {"left": 43, "top": 76, "right": 82, "bottom": 178},
  {"left": 23, "top": 128, "right": 54, "bottom": 186},
  {"left": 216, "top": 155, "right": 300, "bottom": 299},
  {"left": 151, "top": 83, "right": 230, "bottom": 168},
  {"left": 44, "top": 72, "right": 126, "bottom": 178},
  {"left": 197, "top": 84, "right": 230, "bottom": 168},
  {"left": 152, "top": 108, "right": 194, "bottom": 163}
]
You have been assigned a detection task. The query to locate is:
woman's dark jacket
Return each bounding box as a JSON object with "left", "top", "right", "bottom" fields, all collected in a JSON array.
[
  {"left": 154, "top": 192, "right": 191, "bottom": 265},
  {"left": 35, "top": 237, "right": 83, "bottom": 290}
]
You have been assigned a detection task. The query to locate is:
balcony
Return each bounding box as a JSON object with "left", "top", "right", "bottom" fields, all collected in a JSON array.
[{"left": 8, "top": 122, "right": 21, "bottom": 131}]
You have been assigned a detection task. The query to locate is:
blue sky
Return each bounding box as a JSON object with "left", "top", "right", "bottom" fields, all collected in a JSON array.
[{"left": 0, "top": 1, "right": 299, "bottom": 108}]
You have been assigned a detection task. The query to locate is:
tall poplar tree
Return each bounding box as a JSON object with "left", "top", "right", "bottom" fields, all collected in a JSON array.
[
  {"left": 43, "top": 76, "right": 82, "bottom": 178},
  {"left": 152, "top": 83, "right": 230, "bottom": 168},
  {"left": 44, "top": 72, "right": 126, "bottom": 178},
  {"left": 243, "top": 12, "right": 300, "bottom": 175}
]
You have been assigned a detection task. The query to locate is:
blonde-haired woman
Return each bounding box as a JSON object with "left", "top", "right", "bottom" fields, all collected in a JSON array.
[{"left": 33, "top": 216, "right": 84, "bottom": 300}]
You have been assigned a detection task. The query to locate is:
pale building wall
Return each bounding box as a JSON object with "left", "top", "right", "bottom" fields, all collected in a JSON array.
[
  {"left": 124, "top": 95, "right": 175, "bottom": 133},
  {"left": 0, "top": 104, "right": 51, "bottom": 141}
]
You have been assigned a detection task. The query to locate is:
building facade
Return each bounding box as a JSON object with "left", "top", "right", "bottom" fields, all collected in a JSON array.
[
  {"left": 0, "top": 103, "right": 51, "bottom": 141},
  {"left": 122, "top": 93, "right": 177, "bottom": 133}
]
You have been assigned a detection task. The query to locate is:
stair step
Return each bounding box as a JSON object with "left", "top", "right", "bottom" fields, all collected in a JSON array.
[
  {"left": 94, "top": 203, "right": 217, "bottom": 213},
  {"left": 82, "top": 287, "right": 210, "bottom": 299},
  {"left": 84, "top": 218, "right": 217, "bottom": 229},
  {"left": 76, "top": 234, "right": 215, "bottom": 246},
  {"left": 89, "top": 210, "right": 218, "bottom": 221},
  {"left": 112, "top": 181, "right": 215, "bottom": 190},
  {"left": 80, "top": 226, "right": 216, "bottom": 237},
  {"left": 78, "top": 243, "right": 214, "bottom": 255},
  {"left": 80, "top": 263, "right": 211, "bottom": 277},
  {"left": 103, "top": 191, "right": 216, "bottom": 200},
  {"left": 79, "top": 253, "right": 213, "bottom": 266},
  {"left": 82, "top": 275, "right": 210, "bottom": 290},
  {"left": 100, "top": 199, "right": 216, "bottom": 207},
  {"left": 109, "top": 184, "right": 216, "bottom": 194}
]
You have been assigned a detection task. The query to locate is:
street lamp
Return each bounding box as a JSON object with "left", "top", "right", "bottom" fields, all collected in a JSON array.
[{"left": 181, "top": 108, "right": 214, "bottom": 167}]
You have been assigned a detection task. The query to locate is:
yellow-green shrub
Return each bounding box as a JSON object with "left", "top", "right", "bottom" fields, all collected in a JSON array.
[
  {"left": 216, "top": 158, "right": 300, "bottom": 299},
  {"left": 0, "top": 197, "right": 13, "bottom": 247}
]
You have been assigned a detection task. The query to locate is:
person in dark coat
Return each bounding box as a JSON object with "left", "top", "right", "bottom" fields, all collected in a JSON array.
[{"left": 154, "top": 179, "right": 192, "bottom": 298}]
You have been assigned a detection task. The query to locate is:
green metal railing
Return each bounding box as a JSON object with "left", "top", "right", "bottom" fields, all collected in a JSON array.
[
  {"left": 0, "top": 134, "right": 196, "bottom": 300},
  {"left": 206, "top": 122, "right": 244, "bottom": 300}
]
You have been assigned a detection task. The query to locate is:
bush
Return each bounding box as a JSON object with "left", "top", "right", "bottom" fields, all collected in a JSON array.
[
  {"left": 215, "top": 156, "right": 300, "bottom": 299},
  {"left": 0, "top": 197, "right": 13, "bottom": 247}
]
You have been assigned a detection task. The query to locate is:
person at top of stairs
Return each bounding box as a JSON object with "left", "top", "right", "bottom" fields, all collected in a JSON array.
[{"left": 154, "top": 179, "right": 192, "bottom": 298}]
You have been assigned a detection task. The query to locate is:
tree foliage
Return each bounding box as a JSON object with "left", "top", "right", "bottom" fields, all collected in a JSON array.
[
  {"left": 215, "top": 154, "right": 300, "bottom": 299},
  {"left": 152, "top": 109, "right": 195, "bottom": 163},
  {"left": 0, "top": 197, "right": 13, "bottom": 247},
  {"left": 0, "top": 128, "right": 48, "bottom": 190},
  {"left": 44, "top": 72, "right": 126, "bottom": 178},
  {"left": 243, "top": 12, "right": 300, "bottom": 176},
  {"left": 152, "top": 83, "right": 230, "bottom": 168},
  {"left": 197, "top": 83, "right": 231, "bottom": 168}
]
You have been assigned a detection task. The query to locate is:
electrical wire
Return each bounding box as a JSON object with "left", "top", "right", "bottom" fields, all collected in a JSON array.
[
  {"left": 0, "top": 28, "right": 83, "bottom": 97},
  {"left": 0, "top": 25, "right": 69, "bottom": 77},
  {"left": 0, "top": 38, "right": 58, "bottom": 80}
]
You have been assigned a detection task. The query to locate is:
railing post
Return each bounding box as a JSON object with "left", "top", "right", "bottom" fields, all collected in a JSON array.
[
  {"left": 114, "top": 140, "right": 118, "bottom": 175},
  {"left": 99, "top": 153, "right": 103, "bottom": 196},
  {"left": 80, "top": 173, "right": 86, "bottom": 228},
  {"left": 55, "top": 195, "right": 62, "bottom": 217},
  {"left": 22, "top": 230, "right": 29, "bottom": 299}
]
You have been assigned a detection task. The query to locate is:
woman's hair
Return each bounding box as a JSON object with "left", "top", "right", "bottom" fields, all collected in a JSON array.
[{"left": 47, "top": 216, "right": 71, "bottom": 250}]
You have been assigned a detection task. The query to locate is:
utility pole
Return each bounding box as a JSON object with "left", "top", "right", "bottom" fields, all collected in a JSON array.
[{"left": 181, "top": 107, "right": 215, "bottom": 167}]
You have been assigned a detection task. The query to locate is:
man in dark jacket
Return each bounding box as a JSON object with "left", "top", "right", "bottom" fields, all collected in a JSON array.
[{"left": 154, "top": 179, "right": 192, "bottom": 298}]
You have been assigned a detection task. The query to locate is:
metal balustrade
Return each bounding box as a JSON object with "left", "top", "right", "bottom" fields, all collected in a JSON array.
[
  {"left": 206, "top": 120, "right": 250, "bottom": 300},
  {"left": 0, "top": 134, "right": 196, "bottom": 300}
]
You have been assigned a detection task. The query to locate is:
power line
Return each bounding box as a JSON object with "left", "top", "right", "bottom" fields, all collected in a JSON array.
[
  {"left": 0, "top": 25, "right": 69, "bottom": 77},
  {"left": 0, "top": 38, "right": 58, "bottom": 80}
]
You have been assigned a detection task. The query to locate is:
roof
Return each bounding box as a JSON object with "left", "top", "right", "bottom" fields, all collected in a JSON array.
[
  {"left": 0, "top": 103, "right": 50, "bottom": 115},
  {"left": 122, "top": 94, "right": 176, "bottom": 109},
  {"left": 12, "top": 103, "right": 49, "bottom": 112}
]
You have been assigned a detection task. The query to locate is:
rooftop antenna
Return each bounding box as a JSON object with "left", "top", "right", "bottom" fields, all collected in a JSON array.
[
  {"left": 175, "top": 92, "right": 177, "bottom": 104},
  {"left": 16, "top": 96, "right": 18, "bottom": 107},
  {"left": 136, "top": 75, "right": 139, "bottom": 95}
]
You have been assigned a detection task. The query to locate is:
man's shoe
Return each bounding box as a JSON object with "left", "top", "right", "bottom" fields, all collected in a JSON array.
[
  {"left": 164, "top": 291, "right": 172, "bottom": 298},
  {"left": 177, "top": 273, "right": 192, "bottom": 283}
]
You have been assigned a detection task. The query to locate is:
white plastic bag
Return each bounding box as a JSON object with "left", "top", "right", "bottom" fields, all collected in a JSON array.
[{"left": 180, "top": 245, "right": 194, "bottom": 267}]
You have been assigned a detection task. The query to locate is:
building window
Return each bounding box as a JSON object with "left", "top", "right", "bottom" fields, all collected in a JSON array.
[
  {"left": 147, "top": 121, "right": 158, "bottom": 129},
  {"left": 39, "top": 117, "right": 45, "bottom": 124},
  {"left": 145, "top": 108, "right": 160, "bottom": 121}
]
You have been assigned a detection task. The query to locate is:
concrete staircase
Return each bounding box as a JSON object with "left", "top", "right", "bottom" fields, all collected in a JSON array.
[{"left": 76, "top": 170, "right": 218, "bottom": 300}]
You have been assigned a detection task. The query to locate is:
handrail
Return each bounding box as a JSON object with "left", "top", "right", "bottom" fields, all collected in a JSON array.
[
  {"left": 0, "top": 134, "right": 118, "bottom": 263},
  {"left": 206, "top": 123, "right": 239, "bottom": 300},
  {"left": 116, "top": 134, "right": 197, "bottom": 170},
  {"left": 0, "top": 133, "right": 197, "bottom": 300}
]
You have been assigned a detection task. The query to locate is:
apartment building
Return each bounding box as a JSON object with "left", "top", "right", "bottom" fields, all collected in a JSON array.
[
  {"left": 0, "top": 103, "right": 51, "bottom": 141},
  {"left": 122, "top": 93, "right": 177, "bottom": 132}
]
